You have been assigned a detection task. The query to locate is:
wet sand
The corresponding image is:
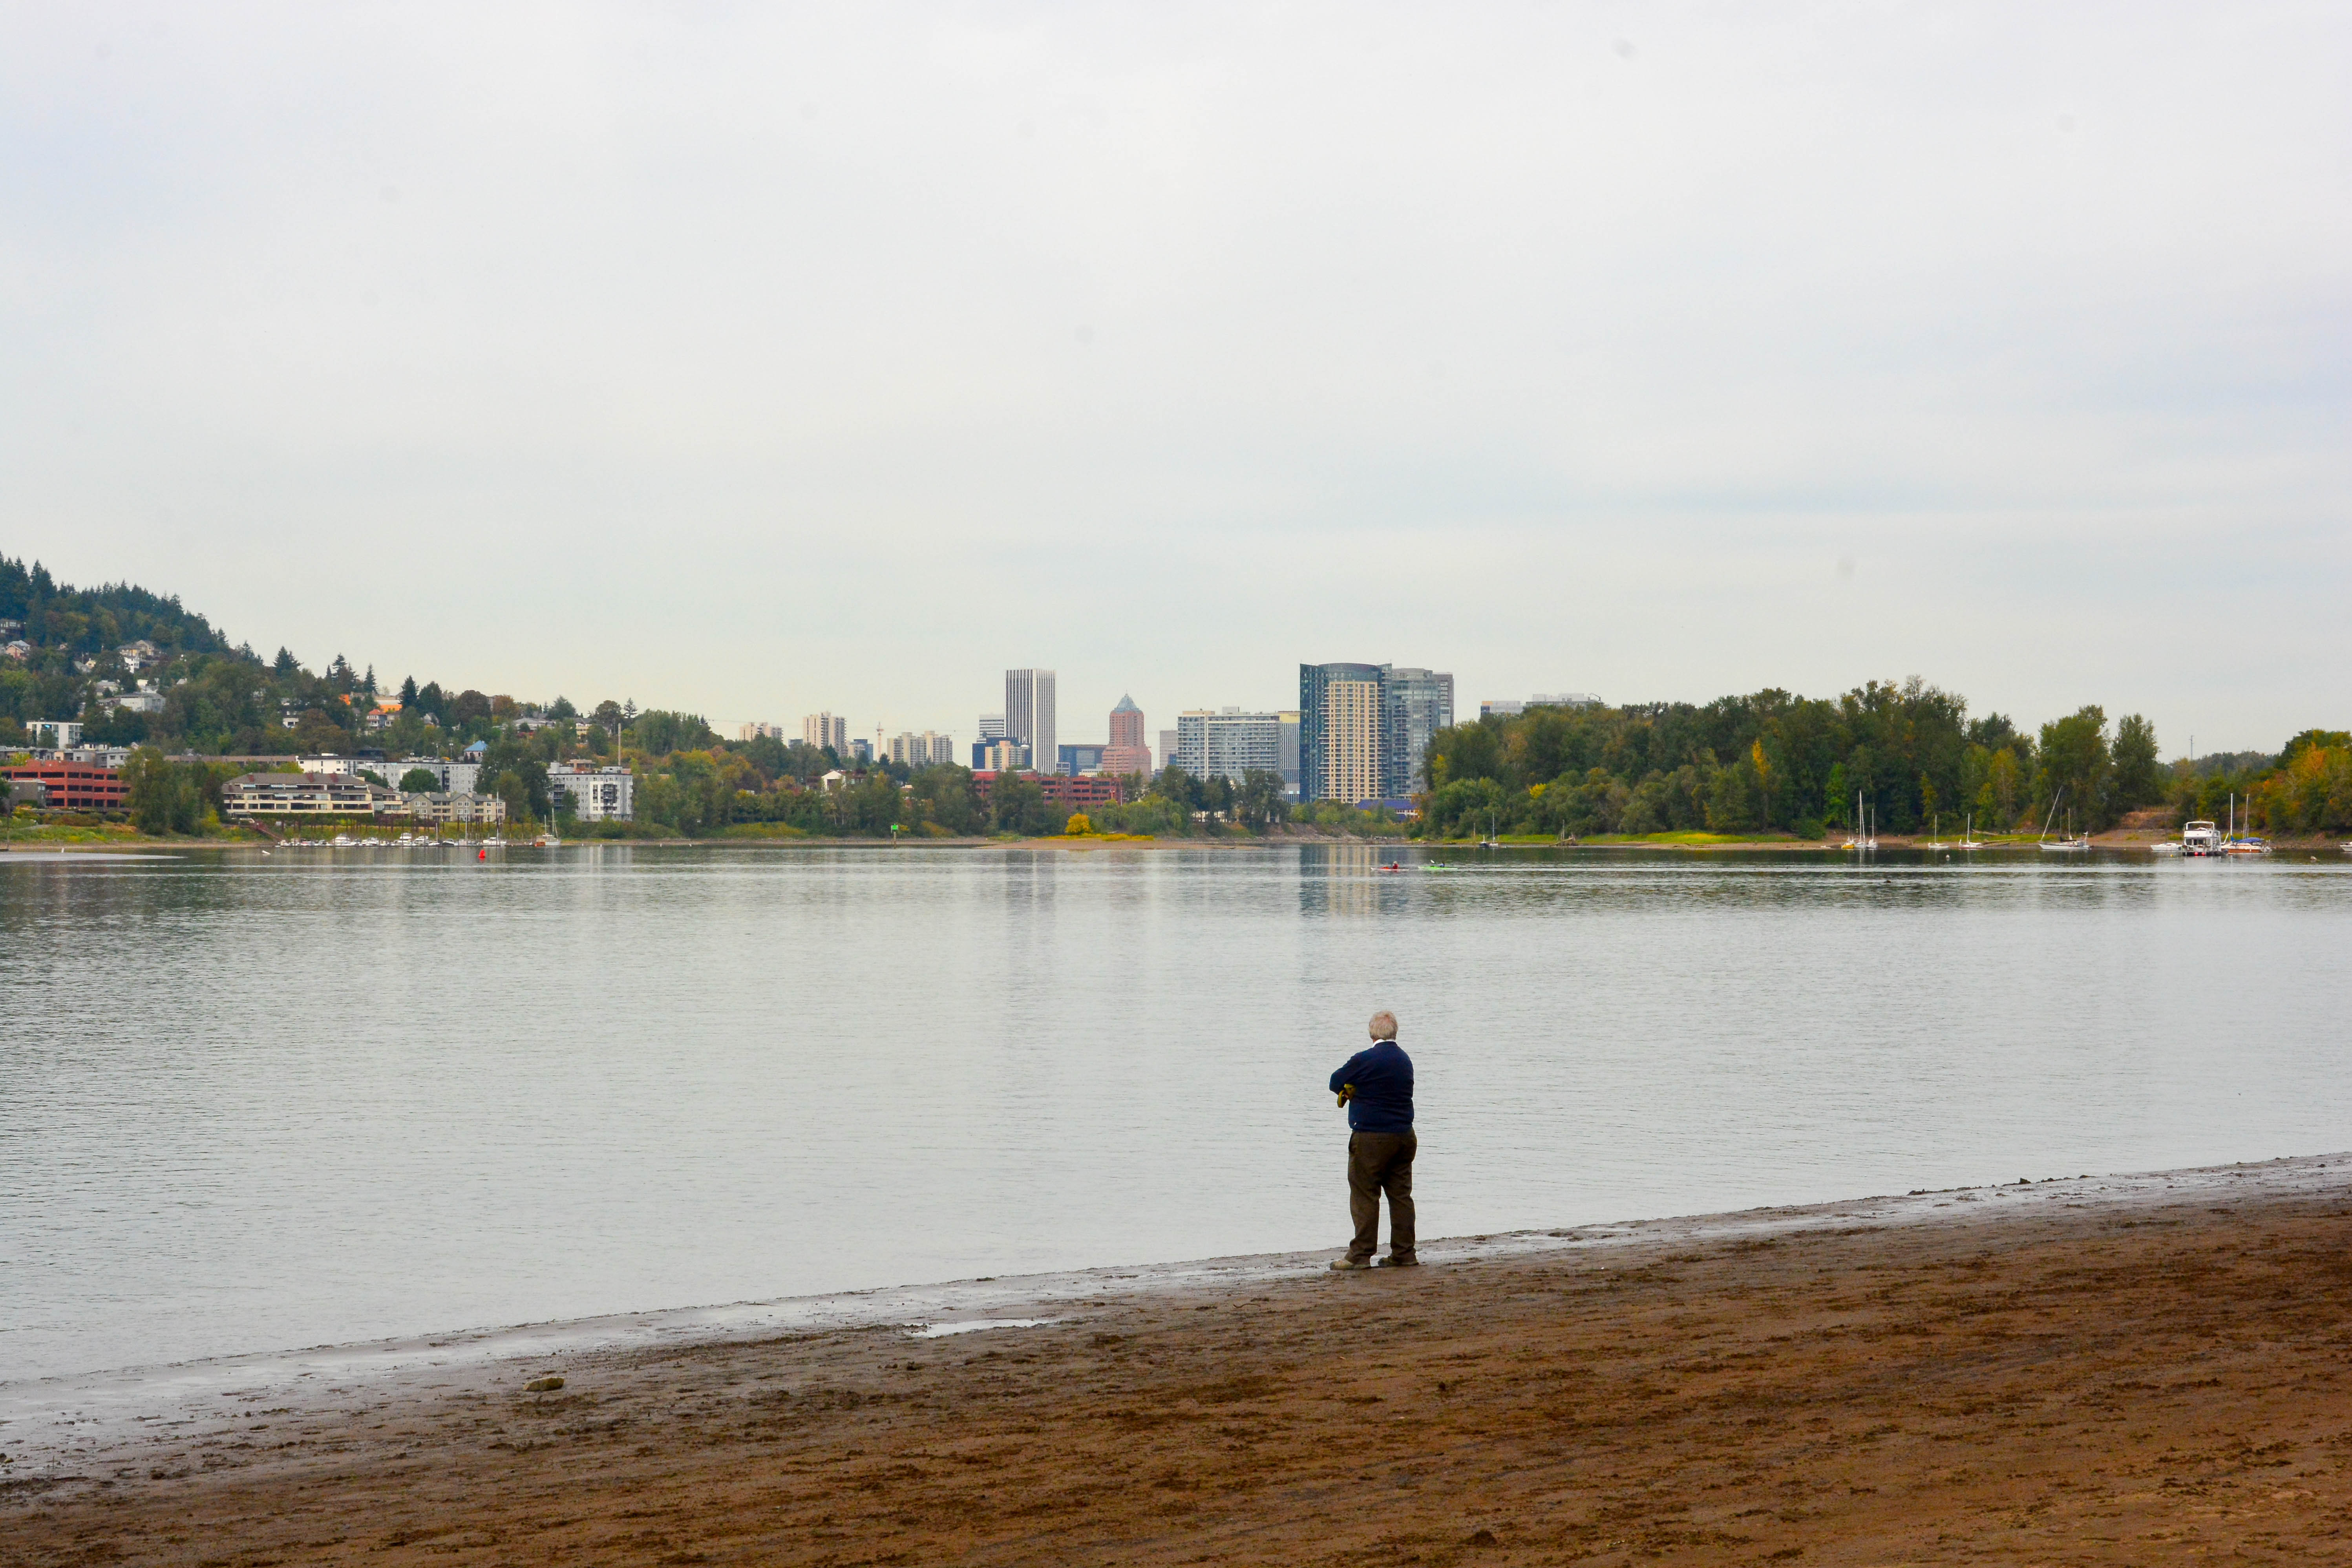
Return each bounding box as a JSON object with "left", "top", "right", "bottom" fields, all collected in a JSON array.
[{"left": 8, "top": 1159, "right": 2350, "bottom": 1565}]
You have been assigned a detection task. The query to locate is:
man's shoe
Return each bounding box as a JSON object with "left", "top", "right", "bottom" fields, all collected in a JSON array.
[
  {"left": 1329, "top": 1257, "right": 1371, "bottom": 1271},
  {"left": 1376, "top": 1255, "right": 1420, "bottom": 1267}
]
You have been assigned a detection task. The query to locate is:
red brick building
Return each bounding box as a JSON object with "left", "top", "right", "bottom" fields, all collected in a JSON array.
[
  {"left": 5, "top": 760, "right": 128, "bottom": 815},
  {"left": 972, "top": 771, "right": 1127, "bottom": 808}
]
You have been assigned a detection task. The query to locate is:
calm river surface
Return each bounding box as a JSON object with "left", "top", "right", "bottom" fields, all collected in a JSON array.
[{"left": 4, "top": 844, "right": 2348, "bottom": 1382}]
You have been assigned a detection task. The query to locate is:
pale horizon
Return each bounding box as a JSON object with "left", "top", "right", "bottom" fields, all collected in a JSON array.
[{"left": 4, "top": 3, "right": 2345, "bottom": 757}]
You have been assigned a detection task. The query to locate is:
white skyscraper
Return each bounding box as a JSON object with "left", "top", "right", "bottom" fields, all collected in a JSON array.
[{"left": 1004, "top": 669, "right": 1056, "bottom": 776}]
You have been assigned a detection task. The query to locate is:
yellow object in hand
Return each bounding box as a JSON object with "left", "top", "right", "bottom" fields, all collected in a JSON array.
[{"left": 1336, "top": 1083, "right": 1355, "bottom": 1107}]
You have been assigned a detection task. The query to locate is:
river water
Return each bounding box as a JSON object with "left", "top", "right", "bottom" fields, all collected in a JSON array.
[{"left": 3, "top": 843, "right": 2347, "bottom": 1382}]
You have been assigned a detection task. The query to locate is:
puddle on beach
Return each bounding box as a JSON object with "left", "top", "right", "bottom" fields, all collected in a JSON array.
[{"left": 906, "top": 1318, "right": 1062, "bottom": 1338}]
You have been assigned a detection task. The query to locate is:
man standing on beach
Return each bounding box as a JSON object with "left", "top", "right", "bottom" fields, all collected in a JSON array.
[{"left": 1329, "top": 1011, "right": 1416, "bottom": 1270}]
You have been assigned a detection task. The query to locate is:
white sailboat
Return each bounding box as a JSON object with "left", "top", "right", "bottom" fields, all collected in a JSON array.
[
  {"left": 1955, "top": 813, "right": 1985, "bottom": 850},
  {"left": 1842, "top": 791, "right": 1876, "bottom": 850},
  {"left": 2037, "top": 787, "right": 2088, "bottom": 852}
]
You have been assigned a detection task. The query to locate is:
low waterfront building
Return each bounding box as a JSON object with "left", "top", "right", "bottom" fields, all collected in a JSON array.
[
  {"left": 4, "top": 759, "right": 125, "bottom": 814},
  {"left": 971, "top": 770, "right": 1127, "bottom": 808},
  {"left": 402, "top": 791, "right": 508, "bottom": 826},
  {"left": 547, "top": 763, "right": 633, "bottom": 821},
  {"left": 221, "top": 772, "right": 406, "bottom": 818}
]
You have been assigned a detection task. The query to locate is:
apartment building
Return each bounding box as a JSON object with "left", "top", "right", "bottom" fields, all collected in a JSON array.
[
  {"left": 547, "top": 763, "right": 635, "bottom": 821},
  {"left": 802, "top": 713, "right": 848, "bottom": 753}
]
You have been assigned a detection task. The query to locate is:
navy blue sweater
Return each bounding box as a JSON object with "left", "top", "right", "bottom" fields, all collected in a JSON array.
[{"left": 1330, "top": 1041, "right": 1414, "bottom": 1133}]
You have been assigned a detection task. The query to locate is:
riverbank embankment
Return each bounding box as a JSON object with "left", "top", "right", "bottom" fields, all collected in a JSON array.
[{"left": 7, "top": 1155, "right": 2349, "bottom": 1564}]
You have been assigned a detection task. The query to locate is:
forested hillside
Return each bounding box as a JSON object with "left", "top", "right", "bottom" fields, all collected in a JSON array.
[{"left": 0, "top": 555, "right": 233, "bottom": 655}]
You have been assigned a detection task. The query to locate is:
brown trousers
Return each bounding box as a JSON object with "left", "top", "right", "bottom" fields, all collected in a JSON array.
[{"left": 1347, "top": 1131, "right": 1417, "bottom": 1262}]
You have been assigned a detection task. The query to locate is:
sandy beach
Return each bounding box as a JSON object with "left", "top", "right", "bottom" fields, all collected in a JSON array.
[{"left": 7, "top": 1156, "right": 2349, "bottom": 1565}]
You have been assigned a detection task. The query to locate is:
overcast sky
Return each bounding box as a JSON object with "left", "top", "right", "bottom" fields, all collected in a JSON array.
[{"left": 3, "top": 3, "right": 2345, "bottom": 754}]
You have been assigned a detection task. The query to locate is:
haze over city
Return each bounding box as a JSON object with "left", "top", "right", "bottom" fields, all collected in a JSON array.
[{"left": 4, "top": 2, "right": 2345, "bottom": 750}]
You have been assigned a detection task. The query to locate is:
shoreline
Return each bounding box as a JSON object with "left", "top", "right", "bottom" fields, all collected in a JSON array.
[
  {"left": 10, "top": 1152, "right": 2348, "bottom": 1563},
  {"left": 12, "top": 832, "right": 2350, "bottom": 854},
  {"left": 7, "top": 1152, "right": 2343, "bottom": 1473}
]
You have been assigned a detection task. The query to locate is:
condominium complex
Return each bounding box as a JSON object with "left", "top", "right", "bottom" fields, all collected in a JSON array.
[
  {"left": 220, "top": 771, "right": 406, "bottom": 817},
  {"left": 1298, "top": 661, "right": 1454, "bottom": 802},
  {"left": 1173, "top": 708, "right": 1300, "bottom": 793},
  {"left": 1004, "top": 669, "right": 1056, "bottom": 776},
  {"left": 802, "top": 713, "right": 848, "bottom": 752},
  {"left": 405, "top": 791, "right": 509, "bottom": 825}
]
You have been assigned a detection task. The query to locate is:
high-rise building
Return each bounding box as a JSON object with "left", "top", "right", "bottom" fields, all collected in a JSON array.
[
  {"left": 1158, "top": 729, "right": 1178, "bottom": 773},
  {"left": 802, "top": 713, "right": 848, "bottom": 753},
  {"left": 1102, "top": 695, "right": 1152, "bottom": 777},
  {"left": 737, "top": 721, "right": 786, "bottom": 742},
  {"left": 1004, "top": 670, "right": 1056, "bottom": 774},
  {"left": 1299, "top": 663, "right": 1387, "bottom": 803},
  {"left": 979, "top": 739, "right": 1031, "bottom": 771},
  {"left": 1381, "top": 666, "right": 1455, "bottom": 796},
  {"left": 978, "top": 713, "right": 1006, "bottom": 740},
  {"left": 1173, "top": 708, "right": 1295, "bottom": 789},
  {"left": 1058, "top": 743, "right": 1107, "bottom": 775},
  {"left": 890, "top": 731, "right": 956, "bottom": 767},
  {"left": 848, "top": 737, "right": 873, "bottom": 764}
]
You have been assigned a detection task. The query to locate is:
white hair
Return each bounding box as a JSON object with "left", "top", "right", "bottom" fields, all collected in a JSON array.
[{"left": 1368, "top": 1011, "right": 1398, "bottom": 1040}]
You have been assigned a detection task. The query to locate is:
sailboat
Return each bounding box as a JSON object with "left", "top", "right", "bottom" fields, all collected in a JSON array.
[
  {"left": 1923, "top": 813, "right": 1947, "bottom": 851},
  {"left": 2222, "top": 791, "right": 2270, "bottom": 856},
  {"left": 2037, "top": 786, "right": 2089, "bottom": 852},
  {"left": 1955, "top": 813, "right": 1985, "bottom": 850},
  {"left": 1842, "top": 792, "right": 1876, "bottom": 850}
]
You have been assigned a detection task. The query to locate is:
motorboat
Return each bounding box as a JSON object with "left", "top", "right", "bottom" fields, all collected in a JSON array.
[{"left": 2181, "top": 820, "right": 2222, "bottom": 855}]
